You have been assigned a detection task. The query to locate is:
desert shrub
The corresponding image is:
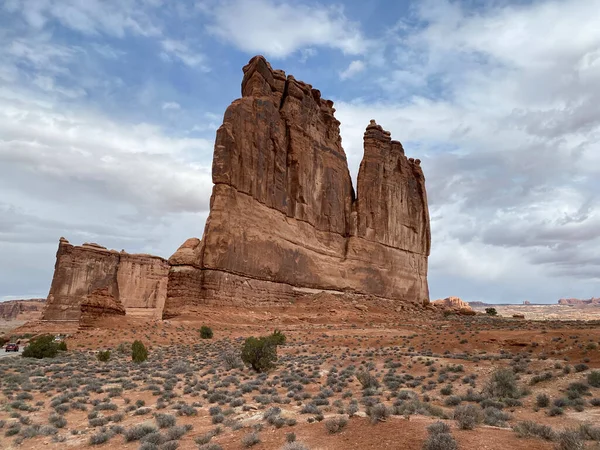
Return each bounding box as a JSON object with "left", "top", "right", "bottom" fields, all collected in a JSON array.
[
  {"left": 590, "top": 398, "right": 600, "bottom": 407},
  {"left": 286, "top": 432, "right": 296, "bottom": 442},
  {"left": 200, "top": 326, "right": 213, "bottom": 339},
  {"left": 574, "top": 364, "right": 589, "bottom": 373},
  {"left": 48, "top": 414, "right": 67, "bottom": 428},
  {"left": 155, "top": 413, "right": 176, "bottom": 428},
  {"left": 440, "top": 385, "right": 453, "bottom": 396},
  {"left": 241, "top": 336, "right": 278, "bottom": 372},
  {"left": 89, "top": 431, "right": 114, "bottom": 445},
  {"left": 124, "top": 424, "right": 157, "bottom": 442},
  {"left": 512, "top": 421, "right": 556, "bottom": 440},
  {"left": 555, "top": 430, "right": 584, "bottom": 450},
  {"left": 57, "top": 341, "right": 67, "bottom": 351},
  {"left": 131, "top": 340, "right": 148, "bottom": 363},
  {"left": 588, "top": 371, "right": 600, "bottom": 388},
  {"left": 368, "top": 404, "right": 390, "bottom": 424},
  {"left": 97, "top": 350, "right": 111, "bottom": 362},
  {"left": 484, "top": 368, "right": 519, "bottom": 399},
  {"left": 483, "top": 407, "right": 511, "bottom": 427},
  {"left": 22, "top": 335, "right": 60, "bottom": 359},
  {"left": 223, "top": 352, "right": 242, "bottom": 370},
  {"left": 242, "top": 432, "right": 261, "bottom": 447},
  {"left": 356, "top": 370, "right": 379, "bottom": 389},
  {"left": 324, "top": 417, "right": 348, "bottom": 434},
  {"left": 427, "top": 421, "right": 450, "bottom": 435},
  {"left": 485, "top": 308, "right": 498, "bottom": 316},
  {"left": 198, "top": 445, "right": 222, "bottom": 450},
  {"left": 579, "top": 423, "right": 600, "bottom": 441},
  {"left": 536, "top": 394, "right": 550, "bottom": 408},
  {"left": 548, "top": 406, "right": 564, "bottom": 416},
  {"left": 281, "top": 443, "right": 309, "bottom": 450},
  {"left": 454, "top": 404, "right": 482, "bottom": 430},
  {"left": 423, "top": 432, "right": 458, "bottom": 450}
]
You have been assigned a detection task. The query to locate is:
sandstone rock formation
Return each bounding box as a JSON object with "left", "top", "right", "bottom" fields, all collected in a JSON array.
[
  {"left": 558, "top": 297, "right": 600, "bottom": 306},
  {"left": 163, "top": 56, "right": 430, "bottom": 317},
  {"left": 79, "top": 288, "right": 126, "bottom": 329},
  {"left": 42, "top": 238, "right": 169, "bottom": 321},
  {"left": 0, "top": 299, "right": 45, "bottom": 321},
  {"left": 432, "top": 297, "right": 472, "bottom": 310}
]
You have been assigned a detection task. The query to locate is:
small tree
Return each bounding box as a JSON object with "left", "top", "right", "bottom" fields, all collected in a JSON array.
[
  {"left": 241, "top": 337, "right": 277, "bottom": 372},
  {"left": 485, "top": 307, "right": 498, "bottom": 316},
  {"left": 22, "top": 335, "right": 59, "bottom": 359},
  {"left": 97, "top": 350, "right": 111, "bottom": 362},
  {"left": 131, "top": 340, "right": 148, "bottom": 363},
  {"left": 200, "top": 326, "right": 213, "bottom": 339}
]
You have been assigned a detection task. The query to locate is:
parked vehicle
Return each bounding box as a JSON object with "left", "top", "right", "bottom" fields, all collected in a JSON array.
[{"left": 5, "top": 343, "right": 19, "bottom": 352}]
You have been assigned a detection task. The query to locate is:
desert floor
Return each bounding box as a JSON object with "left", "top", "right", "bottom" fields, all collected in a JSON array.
[{"left": 1, "top": 298, "right": 599, "bottom": 450}]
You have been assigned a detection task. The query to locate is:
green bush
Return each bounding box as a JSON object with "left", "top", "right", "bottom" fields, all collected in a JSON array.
[
  {"left": 57, "top": 341, "right": 67, "bottom": 351},
  {"left": 97, "top": 350, "right": 111, "bottom": 362},
  {"left": 241, "top": 336, "right": 277, "bottom": 372},
  {"left": 22, "top": 335, "right": 60, "bottom": 359},
  {"left": 484, "top": 368, "right": 519, "bottom": 399},
  {"left": 269, "top": 329, "right": 286, "bottom": 346},
  {"left": 485, "top": 308, "right": 498, "bottom": 316},
  {"left": 588, "top": 371, "right": 600, "bottom": 388},
  {"left": 131, "top": 340, "right": 148, "bottom": 363},
  {"left": 200, "top": 326, "right": 213, "bottom": 339}
]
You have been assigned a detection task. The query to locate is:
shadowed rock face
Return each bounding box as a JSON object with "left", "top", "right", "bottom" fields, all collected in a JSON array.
[
  {"left": 163, "top": 56, "right": 431, "bottom": 317},
  {"left": 42, "top": 238, "right": 169, "bottom": 321}
]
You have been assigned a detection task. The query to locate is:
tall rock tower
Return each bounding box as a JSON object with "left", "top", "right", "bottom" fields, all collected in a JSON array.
[{"left": 163, "top": 56, "right": 430, "bottom": 317}]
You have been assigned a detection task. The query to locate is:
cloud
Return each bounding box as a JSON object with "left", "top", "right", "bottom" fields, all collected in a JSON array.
[
  {"left": 340, "top": 60, "right": 365, "bottom": 80},
  {"left": 334, "top": 0, "right": 600, "bottom": 302},
  {"left": 4, "top": 0, "right": 162, "bottom": 37},
  {"left": 207, "top": 0, "right": 369, "bottom": 58},
  {"left": 160, "top": 39, "right": 208, "bottom": 69},
  {"left": 162, "top": 101, "right": 181, "bottom": 110}
]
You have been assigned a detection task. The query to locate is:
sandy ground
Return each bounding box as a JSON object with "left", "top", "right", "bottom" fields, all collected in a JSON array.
[{"left": 0, "top": 299, "right": 598, "bottom": 450}]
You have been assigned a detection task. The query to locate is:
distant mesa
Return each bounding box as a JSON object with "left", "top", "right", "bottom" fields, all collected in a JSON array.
[
  {"left": 0, "top": 298, "right": 45, "bottom": 321},
  {"left": 39, "top": 55, "right": 432, "bottom": 326},
  {"left": 558, "top": 297, "right": 600, "bottom": 306}
]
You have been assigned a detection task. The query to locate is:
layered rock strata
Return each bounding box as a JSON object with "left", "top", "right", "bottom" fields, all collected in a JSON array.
[
  {"left": 163, "top": 56, "right": 430, "bottom": 317},
  {"left": 79, "top": 288, "right": 126, "bottom": 328},
  {"left": 42, "top": 238, "right": 169, "bottom": 321}
]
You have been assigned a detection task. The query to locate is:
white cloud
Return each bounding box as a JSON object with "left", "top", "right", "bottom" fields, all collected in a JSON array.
[
  {"left": 6, "top": 0, "right": 162, "bottom": 37},
  {"left": 339, "top": 60, "right": 365, "bottom": 80},
  {"left": 160, "top": 39, "right": 208, "bottom": 69},
  {"left": 334, "top": 0, "right": 600, "bottom": 302},
  {"left": 207, "top": 0, "right": 369, "bottom": 58},
  {"left": 162, "top": 101, "right": 181, "bottom": 110}
]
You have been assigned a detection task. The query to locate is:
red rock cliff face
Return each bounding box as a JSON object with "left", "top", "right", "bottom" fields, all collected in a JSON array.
[
  {"left": 163, "top": 56, "right": 431, "bottom": 317},
  {"left": 42, "top": 238, "right": 169, "bottom": 321}
]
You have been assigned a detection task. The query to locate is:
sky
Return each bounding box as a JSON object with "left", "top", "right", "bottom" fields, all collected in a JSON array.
[{"left": 1, "top": 0, "right": 599, "bottom": 304}]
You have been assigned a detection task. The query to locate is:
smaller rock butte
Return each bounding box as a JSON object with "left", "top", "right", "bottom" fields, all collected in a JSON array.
[
  {"left": 432, "top": 296, "right": 472, "bottom": 310},
  {"left": 41, "top": 238, "right": 169, "bottom": 322}
]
